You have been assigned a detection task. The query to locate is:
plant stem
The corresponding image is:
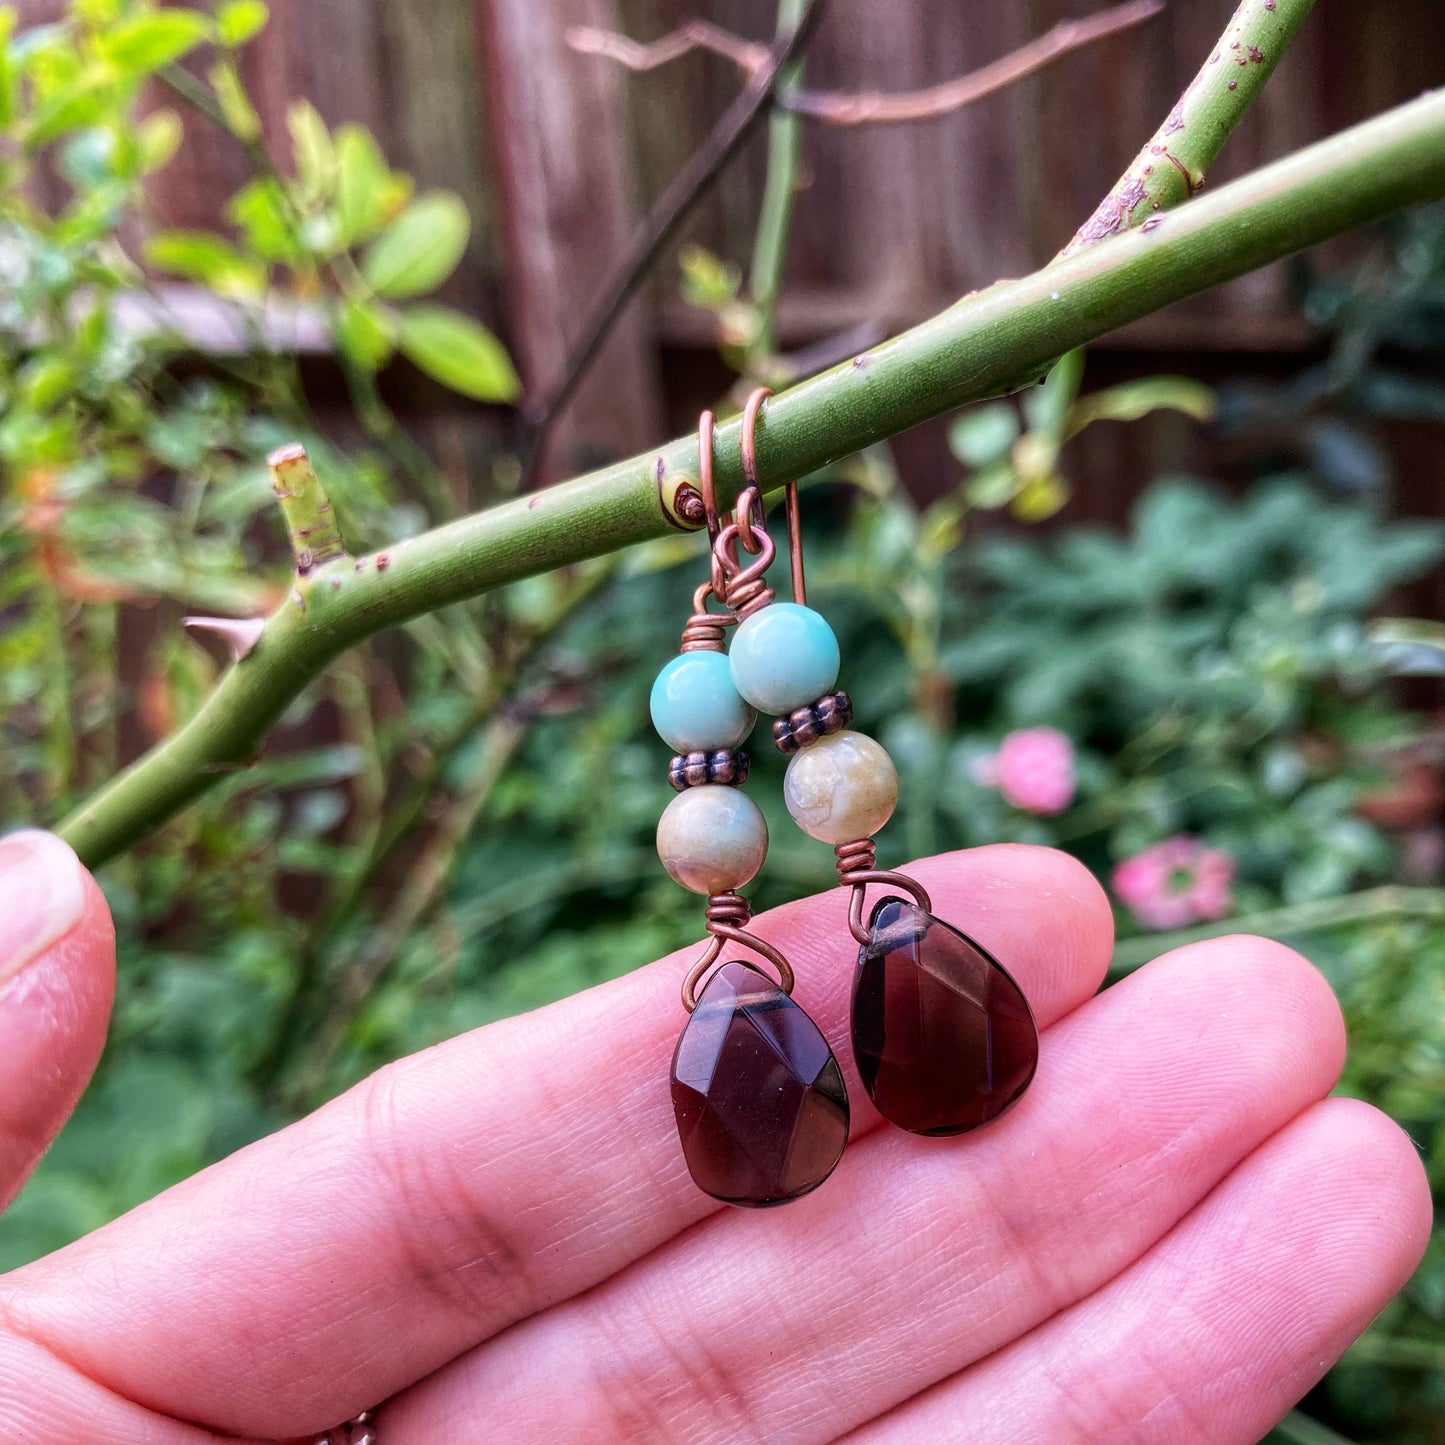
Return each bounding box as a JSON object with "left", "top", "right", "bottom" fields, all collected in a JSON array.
[
  {"left": 1343, "top": 1333, "right": 1445, "bottom": 1372},
  {"left": 58, "top": 88, "right": 1445, "bottom": 868},
  {"left": 1109, "top": 885, "right": 1445, "bottom": 977},
  {"left": 1271, "top": 1412, "right": 1359, "bottom": 1445},
  {"left": 1062, "top": 0, "right": 1317, "bottom": 254},
  {"left": 283, "top": 709, "right": 527, "bottom": 1104},
  {"left": 267, "top": 444, "right": 347, "bottom": 571},
  {"left": 746, "top": 0, "right": 810, "bottom": 374}
]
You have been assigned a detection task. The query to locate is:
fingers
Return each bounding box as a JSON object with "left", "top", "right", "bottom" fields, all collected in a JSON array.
[
  {"left": 378, "top": 935, "right": 1346, "bottom": 1444},
  {"left": 3, "top": 845, "right": 1111, "bottom": 1438},
  {"left": 0, "top": 832, "right": 115, "bottom": 1212},
  {"left": 846, "top": 1098, "right": 1431, "bottom": 1445},
  {"left": 0, "top": 1332, "right": 260, "bottom": 1445}
]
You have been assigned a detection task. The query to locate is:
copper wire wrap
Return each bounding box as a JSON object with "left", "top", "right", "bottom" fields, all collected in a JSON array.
[
  {"left": 696, "top": 387, "right": 805, "bottom": 615},
  {"left": 681, "top": 891, "right": 796, "bottom": 1012},
  {"left": 680, "top": 579, "right": 735, "bottom": 651},
  {"left": 835, "top": 838, "right": 934, "bottom": 946}
]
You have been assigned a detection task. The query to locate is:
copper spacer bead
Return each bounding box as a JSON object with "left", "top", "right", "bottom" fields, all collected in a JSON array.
[
  {"left": 668, "top": 748, "right": 751, "bottom": 791},
  {"left": 772, "top": 690, "right": 854, "bottom": 754}
]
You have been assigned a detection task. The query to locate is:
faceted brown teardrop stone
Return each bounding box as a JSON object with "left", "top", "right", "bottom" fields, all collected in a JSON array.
[
  {"left": 672, "top": 961, "right": 849, "bottom": 1207},
  {"left": 853, "top": 898, "right": 1038, "bottom": 1137}
]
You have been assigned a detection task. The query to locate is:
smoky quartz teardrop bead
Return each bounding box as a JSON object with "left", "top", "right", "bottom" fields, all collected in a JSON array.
[
  {"left": 852, "top": 897, "right": 1038, "bottom": 1137},
  {"left": 672, "top": 961, "right": 849, "bottom": 1207}
]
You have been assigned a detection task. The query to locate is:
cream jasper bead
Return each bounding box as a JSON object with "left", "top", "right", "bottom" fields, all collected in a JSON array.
[
  {"left": 783, "top": 730, "right": 899, "bottom": 844},
  {"left": 657, "top": 785, "right": 769, "bottom": 895}
]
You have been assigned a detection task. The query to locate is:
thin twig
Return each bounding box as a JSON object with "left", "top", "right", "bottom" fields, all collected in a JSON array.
[
  {"left": 789, "top": 0, "right": 1163, "bottom": 125},
  {"left": 566, "top": 20, "right": 768, "bottom": 78},
  {"left": 526, "top": 0, "right": 829, "bottom": 453},
  {"left": 573, "top": 1, "right": 1161, "bottom": 128}
]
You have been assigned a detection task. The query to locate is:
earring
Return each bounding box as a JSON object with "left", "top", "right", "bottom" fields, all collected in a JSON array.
[
  {"left": 726, "top": 390, "right": 1040, "bottom": 1138},
  {"left": 653, "top": 408, "right": 849, "bottom": 1208}
]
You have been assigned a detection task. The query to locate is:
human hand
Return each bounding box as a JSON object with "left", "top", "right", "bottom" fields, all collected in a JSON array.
[{"left": 0, "top": 834, "right": 1429, "bottom": 1444}]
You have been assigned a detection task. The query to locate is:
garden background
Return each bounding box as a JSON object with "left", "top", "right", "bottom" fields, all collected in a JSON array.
[{"left": 1, "top": 1, "right": 1444, "bottom": 1441}]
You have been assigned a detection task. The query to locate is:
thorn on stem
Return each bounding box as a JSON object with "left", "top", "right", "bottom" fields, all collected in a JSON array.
[{"left": 183, "top": 615, "right": 267, "bottom": 662}]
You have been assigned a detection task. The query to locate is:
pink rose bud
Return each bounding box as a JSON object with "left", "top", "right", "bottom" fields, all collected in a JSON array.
[{"left": 990, "top": 727, "right": 1076, "bottom": 815}]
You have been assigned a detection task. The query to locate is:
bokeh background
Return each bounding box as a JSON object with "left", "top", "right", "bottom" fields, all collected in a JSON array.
[{"left": 1, "top": 2, "right": 1444, "bottom": 1440}]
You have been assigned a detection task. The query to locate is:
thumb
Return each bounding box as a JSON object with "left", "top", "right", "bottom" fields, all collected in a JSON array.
[{"left": 0, "top": 830, "right": 115, "bottom": 1213}]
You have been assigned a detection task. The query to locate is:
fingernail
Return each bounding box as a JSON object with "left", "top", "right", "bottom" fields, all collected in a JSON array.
[{"left": 0, "top": 831, "right": 87, "bottom": 986}]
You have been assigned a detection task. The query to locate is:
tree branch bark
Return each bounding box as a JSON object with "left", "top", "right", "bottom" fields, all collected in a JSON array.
[
  {"left": 58, "top": 88, "right": 1445, "bottom": 868},
  {"left": 1062, "top": 0, "right": 1317, "bottom": 254}
]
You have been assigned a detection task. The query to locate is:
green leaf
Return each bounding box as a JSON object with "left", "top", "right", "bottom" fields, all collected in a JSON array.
[
  {"left": 1066, "top": 376, "right": 1217, "bottom": 438},
  {"left": 949, "top": 403, "right": 1018, "bottom": 468},
  {"left": 0, "top": 10, "right": 16, "bottom": 129},
  {"left": 208, "top": 60, "right": 260, "bottom": 143},
  {"left": 361, "top": 193, "right": 469, "bottom": 299},
  {"left": 16, "top": 355, "right": 75, "bottom": 410},
  {"left": 334, "top": 298, "right": 396, "bottom": 372},
  {"left": 1010, "top": 472, "right": 1069, "bottom": 522},
  {"left": 103, "top": 11, "right": 211, "bottom": 76},
  {"left": 287, "top": 100, "right": 334, "bottom": 207},
  {"left": 215, "top": 0, "right": 268, "bottom": 46},
  {"left": 146, "top": 230, "right": 265, "bottom": 298},
  {"left": 963, "top": 461, "right": 1019, "bottom": 510},
  {"left": 27, "top": 86, "right": 107, "bottom": 145},
  {"left": 333, "top": 125, "right": 405, "bottom": 244},
  {"left": 226, "top": 178, "right": 299, "bottom": 264},
  {"left": 396, "top": 305, "right": 518, "bottom": 402},
  {"left": 138, "top": 110, "right": 183, "bottom": 173},
  {"left": 679, "top": 244, "right": 740, "bottom": 309}
]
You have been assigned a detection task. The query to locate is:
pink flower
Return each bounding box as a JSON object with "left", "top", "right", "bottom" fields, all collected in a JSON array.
[
  {"left": 1112, "top": 837, "right": 1236, "bottom": 931},
  {"left": 975, "top": 727, "right": 1076, "bottom": 815}
]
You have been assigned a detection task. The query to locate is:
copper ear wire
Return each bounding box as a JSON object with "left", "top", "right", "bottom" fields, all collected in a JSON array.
[
  {"left": 739, "top": 386, "right": 807, "bottom": 607},
  {"left": 701, "top": 387, "right": 805, "bottom": 614}
]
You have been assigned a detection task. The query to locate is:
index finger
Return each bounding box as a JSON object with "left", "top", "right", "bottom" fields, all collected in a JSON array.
[{"left": 3, "top": 845, "right": 1112, "bottom": 1440}]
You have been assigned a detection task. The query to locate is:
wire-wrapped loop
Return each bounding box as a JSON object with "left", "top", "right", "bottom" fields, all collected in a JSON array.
[
  {"left": 680, "top": 580, "right": 735, "bottom": 652},
  {"left": 713, "top": 522, "right": 776, "bottom": 616},
  {"left": 681, "top": 891, "right": 796, "bottom": 1011},
  {"left": 835, "top": 839, "right": 934, "bottom": 946}
]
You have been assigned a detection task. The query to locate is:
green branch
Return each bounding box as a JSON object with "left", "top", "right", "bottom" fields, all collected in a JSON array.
[
  {"left": 1063, "top": 0, "right": 1317, "bottom": 254},
  {"left": 58, "top": 87, "right": 1445, "bottom": 868},
  {"left": 747, "top": 0, "right": 810, "bottom": 372}
]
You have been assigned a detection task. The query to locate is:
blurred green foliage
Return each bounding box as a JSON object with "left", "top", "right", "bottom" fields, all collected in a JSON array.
[{"left": 0, "top": 5, "right": 1444, "bottom": 1443}]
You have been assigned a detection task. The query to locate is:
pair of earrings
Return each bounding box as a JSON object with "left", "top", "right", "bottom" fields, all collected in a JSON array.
[{"left": 651, "top": 391, "right": 1040, "bottom": 1208}]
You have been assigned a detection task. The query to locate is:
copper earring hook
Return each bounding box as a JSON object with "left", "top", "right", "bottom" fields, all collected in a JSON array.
[{"left": 738, "top": 385, "right": 806, "bottom": 606}]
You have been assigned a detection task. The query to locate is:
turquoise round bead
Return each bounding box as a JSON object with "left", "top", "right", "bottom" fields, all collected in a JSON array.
[
  {"left": 650, "top": 650, "right": 756, "bottom": 753},
  {"left": 728, "top": 603, "right": 840, "bottom": 714}
]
